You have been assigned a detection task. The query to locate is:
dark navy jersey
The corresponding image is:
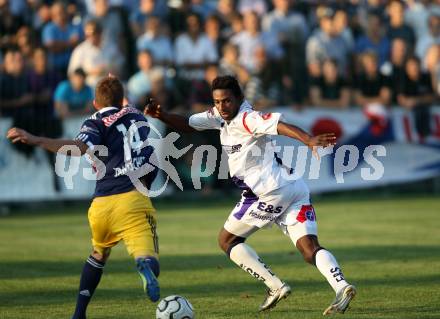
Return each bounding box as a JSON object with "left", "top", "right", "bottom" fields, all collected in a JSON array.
[{"left": 75, "top": 106, "right": 157, "bottom": 197}]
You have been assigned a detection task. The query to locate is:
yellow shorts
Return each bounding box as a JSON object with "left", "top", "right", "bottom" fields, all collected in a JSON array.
[{"left": 88, "top": 190, "right": 158, "bottom": 258}]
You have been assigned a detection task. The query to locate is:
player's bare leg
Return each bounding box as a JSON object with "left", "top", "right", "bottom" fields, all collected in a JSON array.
[
  {"left": 295, "top": 235, "right": 356, "bottom": 315},
  {"left": 218, "top": 228, "right": 291, "bottom": 312},
  {"left": 135, "top": 254, "right": 160, "bottom": 302},
  {"left": 71, "top": 249, "right": 110, "bottom": 319}
]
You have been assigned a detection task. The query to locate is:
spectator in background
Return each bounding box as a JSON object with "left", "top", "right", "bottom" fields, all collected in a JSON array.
[
  {"left": 227, "top": 12, "right": 244, "bottom": 38},
  {"left": 218, "top": 42, "right": 248, "bottom": 81},
  {"left": 355, "top": 12, "right": 390, "bottom": 68},
  {"left": 262, "top": 0, "right": 309, "bottom": 45},
  {"left": 137, "top": 15, "right": 174, "bottom": 66},
  {"left": 404, "top": 0, "right": 431, "bottom": 41},
  {"left": 28, "top": 47, "right": 63, "bottom": 191},
  {"left": 127, "top": 50, "right": 162, "bottom": 105},
  {"left": 189, "top": 64, "right": 218, "bottom": 112},
  {"left": 397, "top": 56, "right": 434, "bottom": 137},
  {"left": 1, "top": 47, "right": 62, "bottom": 192},
  {"left": 68, "top": 19, "right": 123, "bottom": 88},
  {"left": 0, "top": 0, "right": 25, "bottom": 53},
  {"left": 262, "top": 0, "right": 309, "bottom": 104},
  {"left": 355, "top": 51, "right": 391, "bottom": 108},
  {"left": 215, "top": 0, "right": 236, "bottom": 29},
  {"left": 424, "top": 44, "right": 440, "bottom": 94},
  {"left": 306, "top": 6, "right": 350, "bottom": 78},
  {"left": 42, "top": 1, "right": 81, "bottom": 75},
  {"left": 244, "top": 46, "right": 281, "bottom": 109},
  {"left": 16, "top": 26, "right": 37, "bottom": 67},
  {"left": 356, "top": 0, "right": 387, "bottom": 31},
  {"left": 53, "top": 68, "right": 94, "bottom": 119},
  {"left": 33, "top": 2, "right": 52, "bottom": 34},
  {"left": 89, "top": 0, "right": 126, "bottom": 73},
  {"left": 130, "top": 0, "right": 161, "bottom": 37},
  {"left": 205, "top": 14, "right": 225, "bottom": 57},
  {"left": 333, "top": 9, "right": 354, "bottom": 53},
  {"left": 174, "top": 12, "right": 218, "bottom": 81},
  {"left": 146, "top": 69, "right": 183, "bottom": 113},
  {"left": 310, "top": 58, "right": 350, "bottom": 109},
  {"left": 167, "top": 0, "right": 193, "bottom": 36},
  {"left": 231, "top": 11, "right": 283, "bottom": 72},
  {"left": 387, "top": 0, "right": 415, "bottom": 48},
  {"left": 0, "top": 48, "right": 33, "bottom": 127},
  {"left": 381, "top": 37, "right": 408, "bottom": 103},
  {"left": 416, "top": 14, "right": 440, "bottom": 63},
  {"left": 237, "top": 0, "right": 267, "bottom": 17},
  {"left": 29, "top": 47, "right": 62, "bottom": 119},
  {"left": 191, "top": 0, "right": 216, "bottom": 20}
]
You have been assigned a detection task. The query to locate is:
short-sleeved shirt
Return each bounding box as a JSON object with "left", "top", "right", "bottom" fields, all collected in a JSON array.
[
  {"left": 401, "top": 73, "right": 433, "bottom": 97},
  {"left": 75, "top": 106, "right": 157, "bottom": 197},
  {"left": 355, "top": 36, "right": 390, "bottom": 67},
  {"left": 54, "top": 80, "right": 94, "bottom": 111},
  {"left": 310, "top": 76, "right": 348, "bottom": 100},
  {"left": 136, "top": 34, "right": 174, "bottom": 64},
  {"left": 42, "top": 22, "right": 82, "bottom": 69},
  {"left": 174, "top": 33, "right": 218, "bottom": 79},
  {"left": 188, "top": 101, "right": 293, "bottom": 196},
  {"left": 355, "top": 73, "right": 391, "bottom": 97},
  {"left": 0, "top": 71, "right": 31, "bottom": 117},
  {"left": 387, "top": 25, "right": 415, "bottom": 47}
]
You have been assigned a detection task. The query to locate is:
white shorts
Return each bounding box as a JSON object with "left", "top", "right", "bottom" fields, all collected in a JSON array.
[{"left": 224, "top": 179, "right": 318, "bottom": 244}]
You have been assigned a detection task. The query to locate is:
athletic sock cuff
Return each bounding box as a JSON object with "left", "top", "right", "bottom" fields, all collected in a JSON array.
[
  {"left": 226, "top": 237, "right": 246, "bottom": 257},
  {"left": 312, "top": 247, "right": 325, "bottom": 266},
  {"left": 86, "top": 255, "right": 105, "bottom": 269}
]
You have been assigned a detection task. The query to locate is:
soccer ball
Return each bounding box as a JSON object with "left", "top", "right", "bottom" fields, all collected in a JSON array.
[{"left": 156, "top": 295, "right": 195, "bottom": 319}]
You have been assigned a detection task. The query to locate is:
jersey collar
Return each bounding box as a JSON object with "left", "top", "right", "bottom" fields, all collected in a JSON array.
[
  {"left": 224, "top": 100, "right": 253, "bottom": 125},
  {"left": 98, "top": 106, "right": 119, "bottom": 114},
  {"left": 239, "top": 100, "right": 253, "bottom": 113}
]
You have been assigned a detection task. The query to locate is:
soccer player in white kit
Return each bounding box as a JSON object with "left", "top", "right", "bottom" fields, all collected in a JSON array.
[{"left": 145, "top": 76, "right": 356, "bottom": 314}]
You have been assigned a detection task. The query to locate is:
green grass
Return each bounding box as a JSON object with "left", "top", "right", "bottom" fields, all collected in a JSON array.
[{"left": 1, "top": 195, "right": 440, "bottom": 319}]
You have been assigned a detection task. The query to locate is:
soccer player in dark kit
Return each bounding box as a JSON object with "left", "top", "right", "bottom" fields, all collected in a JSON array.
[{"left": 7, "top": 75, "right": 160, "bottom": 319}]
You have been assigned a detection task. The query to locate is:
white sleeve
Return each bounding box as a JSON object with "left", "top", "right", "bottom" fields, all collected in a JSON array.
[
  {"left": 67, "top": 46, "right": 81, "bottom": 75},
  {"left": 241, "top": 111, "right": 282, "bottom": 136},
  {"left": 188, "top": 108, "right": 222, "bottom": 131}
]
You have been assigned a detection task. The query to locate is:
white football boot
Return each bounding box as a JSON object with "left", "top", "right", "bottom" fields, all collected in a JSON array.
[
  {"left": 259, "top": 283, "right": 291, "bottom": 312},
  {"left": 323, "top": 284, "right": 356, "bottom": 315}
]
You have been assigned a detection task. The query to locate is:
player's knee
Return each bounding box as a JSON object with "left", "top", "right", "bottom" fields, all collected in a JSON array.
[
  {"left": 296, "top": 235, "right": 322, "bottom": 265},
  {"left": 217, "top": 231, "right": 229, "bottom": 253},
  {"left": 302, "top": 249, "right": 316, "bottom": 265},
  {"left": 218, "top": 229, "right": 245, "bottom": 255},
  {"left": 301, "top": 246, "right": 325, "bottom": 265},
  {"left": 92, "top": 249, "right": 110, "bottom": 263}
]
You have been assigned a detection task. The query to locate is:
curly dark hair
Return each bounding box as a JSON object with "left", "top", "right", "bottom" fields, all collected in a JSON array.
[{"left": 211, "top": 75, "right": 244, "bottom": 100}]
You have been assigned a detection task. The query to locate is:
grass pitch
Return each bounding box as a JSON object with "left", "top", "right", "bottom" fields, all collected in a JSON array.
[{"left": 0, "top": 195, "right": 439, "bottom": 319}]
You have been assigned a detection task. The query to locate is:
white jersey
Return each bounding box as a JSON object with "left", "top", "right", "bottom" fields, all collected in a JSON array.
[{"left": 189, "top": 101, "right": 295, "bottom": 196}]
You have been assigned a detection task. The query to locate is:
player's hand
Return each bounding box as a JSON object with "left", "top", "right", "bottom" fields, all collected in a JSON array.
[
  {"left": 307, "top": 133, "right": 336, "bottom": 159},
  {"left": 144, "top": 98, "right": 162, "bottom": 119},
  {"left": 6, "top": 127, "right": 38, "bottom": 145}
]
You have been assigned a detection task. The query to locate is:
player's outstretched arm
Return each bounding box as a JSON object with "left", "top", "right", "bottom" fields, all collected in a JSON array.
[
  {"left": 6, "top": 127, "right": 88, "bottom": 156},
  {"left": 144, "top": 99, "right": 196, "bottom": 133},
  {"left": 277, "top": 121, "right": 336, "bottom": 157}
]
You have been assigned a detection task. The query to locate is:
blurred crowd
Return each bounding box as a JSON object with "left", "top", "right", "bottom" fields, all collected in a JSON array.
[
  {"left": 0, "top": 0, "right": 440, "bottom": 192},
  {"left": 2, "top": 0, "right": 440, "bottom": 117},
  {"left": 1, "top": 0, "right": 439, "bottom": 191}
]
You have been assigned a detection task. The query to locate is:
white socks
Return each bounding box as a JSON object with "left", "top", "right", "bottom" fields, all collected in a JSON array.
[
  {"left": 229, "top": 243, "right": 283, "bottom": 290},
  {"left": 315, "top": 249, "right": 348, "bottom": 293}
]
